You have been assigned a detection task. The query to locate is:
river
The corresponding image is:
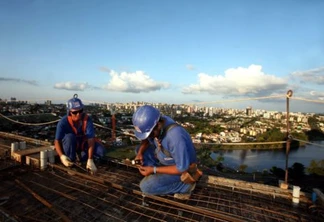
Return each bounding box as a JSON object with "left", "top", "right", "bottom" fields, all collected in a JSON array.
[{"left": 211, "top": 141, "right": 324, "bottom": 173}]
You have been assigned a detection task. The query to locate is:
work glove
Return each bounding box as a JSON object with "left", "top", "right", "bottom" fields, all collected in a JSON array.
[
  {"left": 86, "top": 159, "right": 97, "bottom": 174},
  {"left": 60, "top": 155, "right": 73, "bottom": 167}
]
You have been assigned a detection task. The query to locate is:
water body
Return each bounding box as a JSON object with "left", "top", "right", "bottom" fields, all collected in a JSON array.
[{"left": 211, "top": 141, "right": 324, "bottom": 173}]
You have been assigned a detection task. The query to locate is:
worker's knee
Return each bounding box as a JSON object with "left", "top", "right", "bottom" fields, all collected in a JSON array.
[
  {"left": 95, "top": 143, "right": 106, "bottom": 157},
  {"left": 139, "top": 177, "right": 155, "bottom": 194}
]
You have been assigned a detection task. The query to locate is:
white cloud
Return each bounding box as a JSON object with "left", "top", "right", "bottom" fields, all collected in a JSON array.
[
  {"left": 310, "top": 90, "right": 324, "bottom": 98},
  {"left": 291, "top": 67, "right": 324, "bottom": 84},
  {"left": 103, "top": 70, "right": 170, "bottom": 93},
  {"left": 182, "top": 64, "right": 287, "bottom": 96},
  {"left": 54, "top": 82, "right": 90, "bottom": 91}
]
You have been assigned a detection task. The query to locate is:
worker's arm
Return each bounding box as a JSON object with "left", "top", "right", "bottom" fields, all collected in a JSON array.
[
  {"left": 54, "top": 139, "right": 64, "bottom": 157},
  {"left": 138, "top": 165, "right": 182, "bottom": 176},
  {"left": 86, "top": 138, "right": 97, "bottom": 174},
  {"left": 87, "top": 138, "right": 95, "bottom": 159},
  {"left": 55, "top": 139, "right": 73, "bottom": 167},
  {"left": 137, "top": 139, "right": 149, "bottom": 155},
  {"left": 135, "top": 139, "right": 149, "bottom": 163}
]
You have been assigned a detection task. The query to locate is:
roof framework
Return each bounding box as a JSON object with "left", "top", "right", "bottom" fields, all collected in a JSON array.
[
  {"left": 1, "top": 159, "right": 324, "bottom": 222},
  {"left": 1, "top": 137, "right": 324, "bottom": 221}
]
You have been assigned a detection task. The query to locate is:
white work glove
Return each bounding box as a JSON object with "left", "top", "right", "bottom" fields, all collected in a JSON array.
[
  {"left": 60, "top": 155, "right": 73, "bottom": 167},
  {"left": 86, "top": 159, "right": 97, "bottom": 174}
]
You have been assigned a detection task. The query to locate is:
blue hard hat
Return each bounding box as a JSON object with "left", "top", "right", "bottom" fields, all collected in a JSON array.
[
  {"left": 66, "top": 94, "right": 84, "bottom": 114},
  {"left": 132, "top": 105, "right": 160, "bottom": 140}
]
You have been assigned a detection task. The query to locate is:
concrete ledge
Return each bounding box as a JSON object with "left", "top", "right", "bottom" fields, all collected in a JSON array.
[{"left": 200, "top": 175, "right": 310, "bottom": 203}]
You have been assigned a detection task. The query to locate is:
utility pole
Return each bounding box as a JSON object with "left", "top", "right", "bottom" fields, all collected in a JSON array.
[
  {"left": 112, "top": 113, "right": 116, "bottom": 142},
  {"left": 110, "top": 105, "right": 116, "bottom": 142},
  {"left": 284, "top": 90, "right": 293, "bottom": 187}
]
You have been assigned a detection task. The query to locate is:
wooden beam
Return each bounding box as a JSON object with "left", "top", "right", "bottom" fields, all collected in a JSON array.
[
  {"left": 0, "top": 131, "right": 52, "bottom": 146},
  {"left": 11, "top": 146, "right": 52, "bottom": 163},
  {"left": 26, "top": 153, "right": 40, "bottom": 168}
]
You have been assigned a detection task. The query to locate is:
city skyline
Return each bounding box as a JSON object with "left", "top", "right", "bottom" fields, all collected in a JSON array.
[
  {"left": 2, "top": 96, "right": 323, "bottom": 116},
  {"left": 1, "top": 0, "right": 324, "bottom": 113}
]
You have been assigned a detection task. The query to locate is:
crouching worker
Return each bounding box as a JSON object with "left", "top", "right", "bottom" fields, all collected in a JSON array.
[
  {"left": 54, "top": 94, "right": 106, "bottom": 174},
  {"left": 132, "top": 105, "right": 202, "bottom": 200}
]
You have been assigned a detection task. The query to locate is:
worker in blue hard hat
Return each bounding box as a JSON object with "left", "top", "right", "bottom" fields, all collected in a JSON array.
[
  {"left": 54, "top": 94, "right": 106, "bottom": 174},
  {"left": 132, "top": 105, "right": 202, "bottom": 200}
]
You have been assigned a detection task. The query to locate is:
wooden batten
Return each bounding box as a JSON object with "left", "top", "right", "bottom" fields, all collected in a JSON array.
[
  {"left": 11, "top": 146, "right": 52, "bottom": 163},
  {"left": 26, "top": 153, "right": 41, "bottom": 168}
]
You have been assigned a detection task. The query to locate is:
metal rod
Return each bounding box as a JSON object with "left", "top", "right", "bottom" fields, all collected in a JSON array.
[
  {"left": 49, "top": 163, "right": 245, "bottom": 222},
  {"left": 15, "top": 179, "right": 72, "bottom": 222}
]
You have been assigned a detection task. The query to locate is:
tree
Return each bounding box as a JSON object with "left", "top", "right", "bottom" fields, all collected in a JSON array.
[
  {"left": 270, "top": 166, "right": 285, "bottom": 179},
  {"left": 307, "top": 160, "right": 324, "bottom": 176},
  {"left": 289, "top": 162, "right": 305, "bottom": 180},
  {"left": 308, "top": 117, "right": 320, "bottom": 130},
  {"left": 256, "top": 128, "right": 285, "bottom": 142},
  {"left": 238, "top": 164, "right": 248, "bottom": 173},
  {"left": 305, "top": 129, "right": 324, "bottom": 141},
  {"left": 215, "top": 155, "right": 224, "bottom": 164},
  {"left": 196, "top": 146, "right": 216, "bottom": 168}
]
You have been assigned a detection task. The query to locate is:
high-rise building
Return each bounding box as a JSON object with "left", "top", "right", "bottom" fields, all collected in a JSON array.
[{"left": 246, "top": 106, "right": 252, "bottom": 116}]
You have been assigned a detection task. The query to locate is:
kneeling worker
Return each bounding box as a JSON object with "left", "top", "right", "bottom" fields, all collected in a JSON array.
[
  {"left": 54, "top": 94, "right": 106, "bottom": 174},
  {"left": 132, "top": 105, "right": 202, "bottom": 200}
]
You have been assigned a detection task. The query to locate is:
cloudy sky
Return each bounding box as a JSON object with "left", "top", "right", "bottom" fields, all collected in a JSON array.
[{"left": 1, "top": 0, "right": 324, "bottom": 113}]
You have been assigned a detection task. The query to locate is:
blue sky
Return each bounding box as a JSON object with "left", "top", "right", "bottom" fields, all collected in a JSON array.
[{"left": 1, "top": 0, "right": 324, "bottom": 113}]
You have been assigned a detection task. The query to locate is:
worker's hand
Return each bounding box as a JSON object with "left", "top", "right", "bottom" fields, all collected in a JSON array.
[
  {"left": 138, "top": 165, "right": 154, "bottom": 176},
  {"left": 86, "top": 159, "right": 97, "bottom": 174},
  {"left": 135, "top": 153, "right": 144, "bottom": 165},
  {"left": 60, "top": 155, "right": 73, "bottom": 167}
]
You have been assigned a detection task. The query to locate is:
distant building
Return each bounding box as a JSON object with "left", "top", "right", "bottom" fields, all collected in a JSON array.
[{"left": 246, "top": 106, "right": 252, "bottom": 116}]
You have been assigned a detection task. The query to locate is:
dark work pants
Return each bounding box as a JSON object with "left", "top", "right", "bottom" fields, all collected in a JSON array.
[{"left": 62, "top": 133, "right": 106, "bottom": 162}]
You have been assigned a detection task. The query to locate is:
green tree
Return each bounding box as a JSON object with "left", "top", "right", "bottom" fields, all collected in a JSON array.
[
  {"left": 270, "top": 166, "right": 285, "bottom": 179},
  {"left": 215, "top": 155, "right": 224, "bottom": 164},
  {"left": 196, "top": 146, "right": 217, "bottom": 168},
  {"left": 307, "top": 160, "right": 324, "bottom": 176},
  {"left": 308, "top": 117, "right": 320, "bottom": 130},
  {"left": 256, "top": 128, "right": 285, "bottom": 142},
  {"left": 288, "top": 162, "right": 305, "bottom": 179},
  {"left": 238, "top": 164, "right": 248, "bottom": 173}
]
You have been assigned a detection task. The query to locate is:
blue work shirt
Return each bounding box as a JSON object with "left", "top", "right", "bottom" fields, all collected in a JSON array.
[
  {"left": 148, "top": 115, "right": 197, "bottom": 173},
  {"left": 55, "top": 114, "right": 95, "bottom": 140}
]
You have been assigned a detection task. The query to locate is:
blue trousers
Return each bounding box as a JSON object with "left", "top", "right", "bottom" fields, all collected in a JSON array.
[
  {"left": 62, "top": 133, "right": 106, "bottom": 162},
  {"left": 136, "top": 144, "right": 193, "bottom": 195}
]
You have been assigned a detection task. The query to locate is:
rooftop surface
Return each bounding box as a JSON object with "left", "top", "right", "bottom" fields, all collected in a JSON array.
[{"left": 1, "top": 137, "right": 324, "bottom": 222}]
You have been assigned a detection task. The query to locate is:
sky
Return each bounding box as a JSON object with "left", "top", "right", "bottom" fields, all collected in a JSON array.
[{"left": 1, "top": 0, "right": 324, "bottom": 113}]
